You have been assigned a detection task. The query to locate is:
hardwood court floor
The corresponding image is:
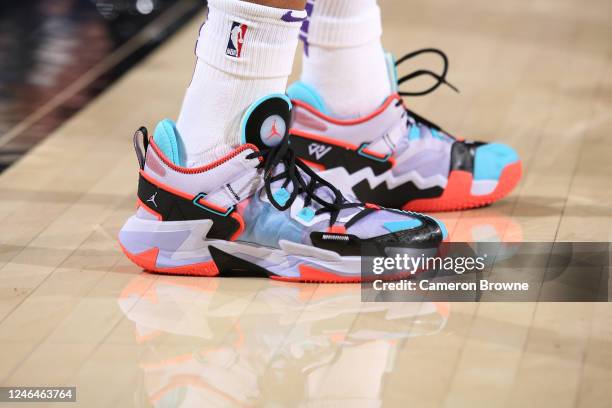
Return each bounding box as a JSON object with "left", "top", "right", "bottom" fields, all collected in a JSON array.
[{"left": 0, "top": 0, "right": 611, "bottom": 406}]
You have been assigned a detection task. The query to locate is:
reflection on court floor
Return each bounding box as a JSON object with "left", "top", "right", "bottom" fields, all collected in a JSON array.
[{"left": 119, "top": 276, "right": 449, "bottom": 406}]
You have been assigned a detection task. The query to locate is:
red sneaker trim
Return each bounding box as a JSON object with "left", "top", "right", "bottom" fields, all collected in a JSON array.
[
  {"left": 148, "top": 141, "right": 261, "bottom": 175},
  {"left": 120, "top": 243, "right": 220, "bottom": 277},
  {"left": 292, "top": 94, "right": 402, "bottom": 126}
]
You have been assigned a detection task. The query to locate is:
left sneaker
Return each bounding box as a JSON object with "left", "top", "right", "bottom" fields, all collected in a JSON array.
[
  {"left": 118, "top": 94, "right": 446, "bottom": 283},
  {"left": 287, "top": 50, "right": 522, "bottom": 212}
]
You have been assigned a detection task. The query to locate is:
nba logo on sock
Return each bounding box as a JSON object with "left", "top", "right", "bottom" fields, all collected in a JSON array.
[{"left": 226, "top": 21, "right": 247, "bottom": 58}]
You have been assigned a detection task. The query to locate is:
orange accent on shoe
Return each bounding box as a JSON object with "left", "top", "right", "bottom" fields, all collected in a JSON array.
[
  {"left": 403, "top": 161, "right": 522, "bottom": 212},
  {"left": 327, "top": 225, "right": 347, "bottom": 234},
  {"left": 128, "top": 247, "right": 159, "bottom": 270},
  {"left": 229, "top": 212, "right": 245, "bottom": 241},
  {"left": 292, "top": 94, "right": 402, "bottom": 126},
  {"left": 294, "top": 264, "right": 362, "bottom": 283},
  {"left": 365, "top": 202, "right": 381, "bottom": 210},
  {"left": 136, "top": 197, "right": 162, "bottom": 220},
  {"left": 119, "top": 243, "right": 220, "bottom": 277},
  {"left": 299, "top": 158, "right": 326, "bottom": 171}
]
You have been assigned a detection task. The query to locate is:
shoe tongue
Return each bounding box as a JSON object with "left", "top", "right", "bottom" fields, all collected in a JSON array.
[{"left": 240, "top": 94, "right": 292, "bottom": 151}]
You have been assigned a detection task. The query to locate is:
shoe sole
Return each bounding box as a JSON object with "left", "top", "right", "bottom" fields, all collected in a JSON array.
[
  {"left": 119, "top": 242, "right": 419, "bottom": 284},
  {"left": 118, "top": 216, "right": 425, "bottom": 283},
  {"left": 402, "top": 161, "right": 522, "bottom": 212}
]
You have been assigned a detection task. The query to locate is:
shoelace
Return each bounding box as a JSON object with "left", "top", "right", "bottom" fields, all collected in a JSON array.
[
  {"left": 395, "top": 48, "right": 460, "bottom": 135},
  {"left": 246, "top": 136, "right": 364, "bottom": 227},
  {"left": 396, "top": 48, "right": 459, "bottom": 97}
]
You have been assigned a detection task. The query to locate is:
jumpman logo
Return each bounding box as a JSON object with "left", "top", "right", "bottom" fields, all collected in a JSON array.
[
  {"left": 147, "top": 192, "right": 159, "bottom": 208},
  {"left": 266, "top": 120, "right": 282, "bottom": 140}
]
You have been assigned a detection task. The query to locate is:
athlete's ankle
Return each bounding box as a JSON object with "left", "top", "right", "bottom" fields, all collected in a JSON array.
[
  {"left": 298, "top": 0, "right": 391, "bottom": 119},
  {"left": 177, "top": 0, "right": 306, "bottom": 166}
]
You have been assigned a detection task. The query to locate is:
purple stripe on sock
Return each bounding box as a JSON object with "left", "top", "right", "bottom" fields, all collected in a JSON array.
[
  {"left": 281, "top": 11, "right": 307, "bottom": 23},
  {"left": 300, "top": 0, "right": 315, "bottom": 56},
  {"left": 299, "top": 35, "right": 309, "bottom": 56},
  {"left": 305, "top": 1, "right": 314, "bottom": 14}
]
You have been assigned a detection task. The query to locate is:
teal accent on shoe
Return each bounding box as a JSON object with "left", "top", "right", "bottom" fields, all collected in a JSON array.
[
  {"left": 286, "top": 82, "right": 329, "bottom": 115},
  {"left": 430, "top": 128, "right": 444, "bottom": 140},
  {"left": 297, "top": 207, "right": 315, "bottom": 222},
  {"left": 240, "top": 94, "right": 292, "bottom": 145},
  {"left": 193, "top": 193, "right": 233, "bottom": 217},
  {"left": 385, "top": 52, "right": 399, "bottom": 93},
  {"left": 272, "top": 188, "right": 291, "bottom": 206},
  {"left": 154, "top": 119, "right": 186, "bottom": 166},
  {"left": 474, "top": 143, "right": 519, "bottom": 181},
  {"left": 357, "top": 144, "right": 392, "bottom": 162},
  {"left": 383, "top": 219, "right": 422, "bottom": 233},
  {"left": 408, "top": 125, "right": 421, "bottom": 140}
]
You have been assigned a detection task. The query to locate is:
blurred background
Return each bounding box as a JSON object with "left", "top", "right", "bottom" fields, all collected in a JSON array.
[{"left": 0, "top": 0, "right": 203, "bottom": 172}]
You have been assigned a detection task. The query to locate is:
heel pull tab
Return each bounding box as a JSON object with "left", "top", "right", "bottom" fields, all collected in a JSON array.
[{"left": 133, "top": 127, "right": 149, "bottom": 170}]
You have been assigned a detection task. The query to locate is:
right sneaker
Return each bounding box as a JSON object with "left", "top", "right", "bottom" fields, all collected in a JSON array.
[
  {"left": 118, "top": 95, "right": 446, "bottom": 283},
  {"left": 287, "top": 50, "right": 522, "bottom": 212}
]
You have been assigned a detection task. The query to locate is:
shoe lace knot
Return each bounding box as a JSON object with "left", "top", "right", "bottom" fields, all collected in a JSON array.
[{"left": 246, "top": 136, "right": 364, "bottom": 227}]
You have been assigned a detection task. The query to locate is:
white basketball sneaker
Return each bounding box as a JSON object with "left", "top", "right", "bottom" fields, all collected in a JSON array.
[
  {"left": 288, "top": 50, "right": 522, "bottom": 212},
  {"left": 118, "top": 94, "right": 447, "bottom": 282}
]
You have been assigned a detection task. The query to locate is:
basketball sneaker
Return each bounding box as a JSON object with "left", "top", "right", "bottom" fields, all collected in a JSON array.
[
  {"left": 287, "top": 49, "right": 522, "bottom": 212},
  {"left": 118, "top": 94, "right": 446, "bottom": 282}
]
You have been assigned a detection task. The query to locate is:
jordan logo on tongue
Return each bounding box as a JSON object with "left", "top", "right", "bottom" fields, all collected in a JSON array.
[
  {"left": 242, "top": 95, "right": 292, "bottom": 149},
  {"left": 267, "top": 120, "right": 282, "bottom": 140},
  {"left": 260, "top": 114, "right": 286, "bottom": 147}
]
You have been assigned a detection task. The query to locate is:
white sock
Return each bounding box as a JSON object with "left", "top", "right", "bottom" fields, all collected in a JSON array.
[
  {"left": 299, "top": 0, "right": 391, "bottom": 119},
  {"left": 177, "top": 0, "right": 306, "bottom": 166}
]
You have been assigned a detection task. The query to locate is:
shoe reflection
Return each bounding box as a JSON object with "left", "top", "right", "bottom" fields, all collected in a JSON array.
[
  {"left": 436, "top": 207, "right": 524, "bottom": 243},
  {"left": 436, "top": 207, "right": 524, "bottom": 263},
  {"left": 119, "top": 276, "right": 449, "bottom": 406}
]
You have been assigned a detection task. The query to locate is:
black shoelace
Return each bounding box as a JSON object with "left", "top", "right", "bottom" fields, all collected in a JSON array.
[
  {"left": 246, "top": 136, "right": 364, "bottom": 227},
  {"left": 395, "top": 48, "right": 460, "bottom": 134}
]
